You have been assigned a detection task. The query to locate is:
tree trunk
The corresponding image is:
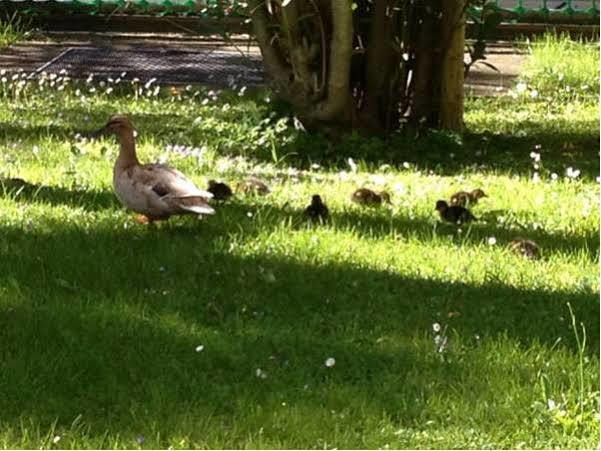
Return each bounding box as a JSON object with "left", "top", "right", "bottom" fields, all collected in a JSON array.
[
  {"left": 440, "top": 0, "right": 466, "bottom": 131},
  {"left": 248, "top": 0, "right": 466, "bottom": 137}
]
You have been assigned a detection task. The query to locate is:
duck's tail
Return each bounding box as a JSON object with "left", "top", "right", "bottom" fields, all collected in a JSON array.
[{"left": 171, "top": 196, "right": 216, "bottom": 215}]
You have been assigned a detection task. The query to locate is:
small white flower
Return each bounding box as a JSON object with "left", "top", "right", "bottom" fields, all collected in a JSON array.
[
  {"left": 393, "top": 182, "right": 405, "bottom": 194},
  {"left": 529, "top": 151, "right": 540, "bottom": 162},
  {"left": 195, "top": 345, "right": 204, "bottom": 352},
  {"left": 238, "top": 86, "right": 247, "bottom": 96},
  {"left": 551, "top": 173, "right": 558, "bottom": 180},
  {"left": 566, "top": 167, "right": 580, "bottom": 179},
  {"left": 515, "top": 82, "right": 527, "bottom": 93},
  {"left": 529, "top": 89, "right": 538, "bottom": 99},
  {"left": 532, "top": 172, "right": 540, "bottom": 183},
  {"left": 547, "top": 399, "right": 556, "bottom": 410},
  {"left": 255, "top": 368, "right": 267, "bottom": 379},
  {"left": 144, "top": 78, "right": 157, "bottom": 89},
  {"left": 325, "top": 357, "right": 336, "bottom": 367},
  {"left": 402, "top": 161, "right": 410, "bottom": 169},
  {"left": 487, "top": 236, "right": 497, "bottom": 245},
  {"left": 432, "top": 322, "right": 441, "bottom": 333},
  {"left": 311, "top": 163, "right": 320, "bottom": 169},
  {"left": 347, "top": 158, "right": 357, "bottom": 173},
  {"left": 247, "top": 212, "right": 253, "bottom": 218},
  {"left": 52, "top": 436, "right": 61, "bottom": 444},
  {"left": 293, "top": 116, "right": 306, "bottom": 131}
]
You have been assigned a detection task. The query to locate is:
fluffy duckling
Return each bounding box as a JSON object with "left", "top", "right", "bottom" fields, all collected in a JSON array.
[
  {"left": 510, "top": 238, "right": 541, "bottom": 260},
  {"left": 351, "top": 188, "right": 391, "bottom": 206},
  {"left": 95, "top": 114, "right": 215, "bottom": 223},
  {"left": 435, "top": 200, "right": 476, "bottom": 225},
  {"left": 207, "top": 180, "right": 233, "bottom": 201},
  {"left": 0, "top": 177, "right": 34, "bottom": 191},
  {"left": 450, "top": 188, "right": 487, "bottom": 207},
  {"left": 237, "top": 177, "right": 270, "bottom": 196},
  {"left": 304, "top": 194, "right": 329, "bottom": 223}
]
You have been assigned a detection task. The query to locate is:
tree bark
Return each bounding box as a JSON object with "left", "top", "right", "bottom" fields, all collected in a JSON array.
[
  {"left": 440, "top": 0, "right": 466, "bottom": 131},
  {"left": 312, "top": 0, "right": 354, "bottom": 121},
  {"left": 361, "top": 0, "right": 395, "bottom": 131}
]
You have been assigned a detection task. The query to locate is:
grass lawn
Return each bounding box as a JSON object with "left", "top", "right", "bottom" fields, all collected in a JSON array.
[{"left": 0, "top": 35, "right": 598, "bottom": 448}]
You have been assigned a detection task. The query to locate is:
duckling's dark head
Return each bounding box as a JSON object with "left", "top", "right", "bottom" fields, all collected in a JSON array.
[
  {"left": 435, "top": 200, "right": 448, "bottom": 211},
  {"left": 208, "top": 180, "right": 218, "bottom": 188},
  {"left": 94, "top": 114, "right": 135, "bottom": 137},
  {"left": 471, "top": 188, "right": 487, "bottom": 199},
  {"left": 312, "top": 194, "right": 323, "bottom": 205},
  {"left": 379, "top": 191, "right": 391, "bottom": 203}
]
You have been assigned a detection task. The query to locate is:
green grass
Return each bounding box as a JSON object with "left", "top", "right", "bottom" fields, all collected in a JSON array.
[
  {"left": 518, "top": 33, "right": 600, "bottom": 101},
  {"left": 0, "top": 12, "right": 31, "bottom": 49},
  {"left": 0, "top": 36, "right": 599, "bottom": 449}
]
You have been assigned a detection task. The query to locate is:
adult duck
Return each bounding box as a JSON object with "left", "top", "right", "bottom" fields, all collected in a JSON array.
[{"left": 94, "top": 114, "right": 214, "bottom": 223}]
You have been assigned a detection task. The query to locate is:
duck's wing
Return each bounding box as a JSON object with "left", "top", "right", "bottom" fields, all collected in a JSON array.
[{"left": 132, "top": 164, "right": 215, "bottom": 215}]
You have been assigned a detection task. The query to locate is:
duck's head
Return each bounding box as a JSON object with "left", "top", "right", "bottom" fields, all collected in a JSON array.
[
  {"left": 93, "top": 115, "right": 136, "bottom": 138},
  {"left": 311, "top": 194, "right": 323, "bottom": 206},
  {"left": 471, "top": 188, "right": 487, "bottom": 199},
  {"left": 379, "top": 191, "right": 391, "bottom": 203},
  {"left": 435, "top": 200, "right": 448, "bottom": 211}
]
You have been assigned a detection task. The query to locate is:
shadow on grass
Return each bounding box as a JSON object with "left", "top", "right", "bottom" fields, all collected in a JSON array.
[
  {"left": 0, "top": 178, "right": 118, "bottom": 211},
  {"left": 0, "top": 217, "right": 597, "bottom": 445},
  {"left": 1, "top": 181, "right": 598, "bottom": 260}
]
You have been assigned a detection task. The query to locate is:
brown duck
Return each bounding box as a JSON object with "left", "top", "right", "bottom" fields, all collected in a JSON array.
[
  {"left": 304, "top": 194, "right": 329, "bottom": 224},
  {"left": 237, "top": 177, "right": 270, "bottom": 196},
  {"left": 435, "top": 200, "right": 476, "bottom": 225},
  {"left": 510, "top": 238, "right": 541, "bottom": 260},
  {"left": 351, "top": 188, "right": 391, "bottom": 206},
  {"left": 450, "top": 188, "right": 487, "bottom": 207},
  {"left": 207, "top": 180, "right": 233, "bottom": 201},
  {"left": 94, "top": 114, "right": 214, "bottom": 224}
]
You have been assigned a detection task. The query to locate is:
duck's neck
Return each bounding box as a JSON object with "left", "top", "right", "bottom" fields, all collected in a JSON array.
[{"left": 115, "top": 131, "right": 140, "bottom": 169}]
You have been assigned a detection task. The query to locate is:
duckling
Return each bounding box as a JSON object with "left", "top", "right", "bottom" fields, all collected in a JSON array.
[
  {"left": 351, "top": 188, "right": 391, "bottom": 206},
  {"left": 450, "top": 188, "right": 487, "bottom": 207},
  {"left": 94, "top": 114, "right": 215, "bottom": 224},
  {"left": 0, "top": 177, "right": 34, "bottom": 191},
  {"left": 435, "top": 200, "right": 476, "bottom": 225},
  {"left": 207, "top": 180, "right": 233, "bottom": 201},
  {"left": 304, "top": 194, "right": 329, "bottom": 224},
  {"left": 510, "top": 238, "right": 540, "bottom": 260},
  {"left": 237, "top": 177, "right": 270, "bottom": 196}
]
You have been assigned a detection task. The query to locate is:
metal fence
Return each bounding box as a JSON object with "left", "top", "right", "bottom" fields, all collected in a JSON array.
[{"left": 3, "top": 0, "right": 600, "bottom": 19}]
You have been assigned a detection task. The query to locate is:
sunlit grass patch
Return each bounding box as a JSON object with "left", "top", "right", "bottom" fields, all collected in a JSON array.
[
  {"left": 0, "top": 35, "right": 598, "bottom": 449},
  {"left": 517, "top": 33, "right": 599, "bottom": 101}
]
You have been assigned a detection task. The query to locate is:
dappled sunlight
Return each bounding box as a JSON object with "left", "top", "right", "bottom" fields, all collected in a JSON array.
[{"left": 0, "top": 38, "right": 598, "bottom": 447}]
